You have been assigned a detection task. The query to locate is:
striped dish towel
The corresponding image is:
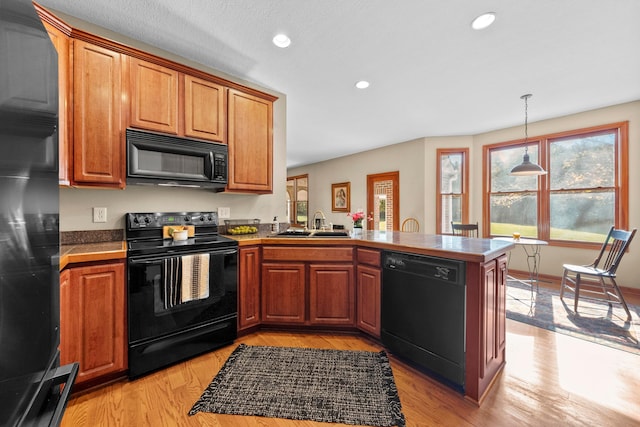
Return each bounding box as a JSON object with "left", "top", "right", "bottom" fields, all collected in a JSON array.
[
  {"left": 181, "top": 253, "right": 210, "bottom": 303},
  {"left": 163, "top": 257, "right": 181, "bottom": 309}
]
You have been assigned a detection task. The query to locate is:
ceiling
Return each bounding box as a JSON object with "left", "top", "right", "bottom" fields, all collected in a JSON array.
[{"left": 39, "top": 0, "right": 640, "bottom": 168}]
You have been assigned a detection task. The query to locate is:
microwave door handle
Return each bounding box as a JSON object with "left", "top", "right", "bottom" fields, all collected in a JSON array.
[{"left": 208, "top": 151, "right": 214, "bottom": 180}]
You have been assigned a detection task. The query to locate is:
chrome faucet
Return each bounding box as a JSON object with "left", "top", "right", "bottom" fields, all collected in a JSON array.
[{"left": 312, "top": 210, "right": 327, "bottom": 230}]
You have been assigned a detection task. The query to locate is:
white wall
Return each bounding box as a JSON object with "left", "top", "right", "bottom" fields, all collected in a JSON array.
[
  {"left": 288, "top": 138, "right": 427, "bottom": 231},
  {"left": 289, "top": 101, "right": 640, "bottom": 290}
]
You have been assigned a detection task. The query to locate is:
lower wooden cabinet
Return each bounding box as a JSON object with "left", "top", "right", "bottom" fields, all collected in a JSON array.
[
  {"left": 356, "top": 248, "right": 381, "bottom": 337},
  {"left": 309, "top": 264, "right": 355, "bottom": 326},
  {"left": 261, "top": 246, "right": 355, "bottom": 327},
  {"left": 60, "top": 261, "right": 126, "bottom": 387},
  {"left": 480, "top": 254, "right": 508, "bottom": 378},
  {"left": 356, "top": 264, "right": 381, "bottom": 336},
  {"left": 238, "top": 246, "right": 261, "bottom": 331},
  {"left": 261, "top": 263, "right": 306, "bottom": 324}
]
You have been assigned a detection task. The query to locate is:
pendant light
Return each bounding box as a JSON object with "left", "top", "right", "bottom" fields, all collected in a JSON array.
[{"left": 510, "top": 94, "right": 547, "bottom": 176}]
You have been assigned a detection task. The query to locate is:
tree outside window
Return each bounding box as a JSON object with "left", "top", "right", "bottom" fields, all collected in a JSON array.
[{"left": 484, "top": 122, "right": 628, "bottom": 247}]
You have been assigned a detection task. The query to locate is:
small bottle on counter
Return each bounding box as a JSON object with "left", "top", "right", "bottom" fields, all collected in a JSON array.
[{"left": 272, "top": 216, "right": 279, "bottom": 233}]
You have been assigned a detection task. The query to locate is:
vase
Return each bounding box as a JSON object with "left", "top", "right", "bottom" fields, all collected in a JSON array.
[{"left": 353, "top": 221, "right": 363, "bottom": 237}]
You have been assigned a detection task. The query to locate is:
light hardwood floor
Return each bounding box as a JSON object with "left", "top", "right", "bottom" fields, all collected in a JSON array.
[{"left": 61, "top": 313, "right": 640, "bottom": 427}]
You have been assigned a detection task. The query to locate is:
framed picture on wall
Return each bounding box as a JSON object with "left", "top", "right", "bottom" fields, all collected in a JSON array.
[{"left": 331, "top": 182, "right": 350, "bottom": 212}]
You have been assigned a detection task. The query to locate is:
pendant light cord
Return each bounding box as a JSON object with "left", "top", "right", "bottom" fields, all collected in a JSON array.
[{"left": 521, "top": 93, "right": 532, "bottom": 153}]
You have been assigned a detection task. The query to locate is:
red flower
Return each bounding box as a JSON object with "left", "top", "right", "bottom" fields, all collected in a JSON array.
[{"left": 347, "top": 211, "right": 372, "bottom": 222}]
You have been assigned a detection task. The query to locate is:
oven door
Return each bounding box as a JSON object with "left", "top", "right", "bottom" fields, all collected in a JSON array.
[{"left": 127, "top": 247, "right": 238, "bottom": 344}]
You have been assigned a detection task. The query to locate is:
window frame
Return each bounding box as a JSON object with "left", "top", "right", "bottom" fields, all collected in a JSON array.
[
  {"left": 436, "top": 148, "right": 470, "bottom": 235},
  {"left": 286, "top": 174, "right": 309, "bottom": 228},
  {"left": 483, "top": 122, "right": 628, "bottom": 249}
]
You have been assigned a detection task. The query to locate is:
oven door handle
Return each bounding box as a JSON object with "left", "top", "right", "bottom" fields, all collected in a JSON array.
[{"left": 129, "top": 248, "right": 238, "bottom": 265}]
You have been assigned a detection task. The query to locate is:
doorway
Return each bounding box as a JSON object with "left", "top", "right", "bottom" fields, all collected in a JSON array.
[{"left": 367, "top": 171, "right": 399, "bottom": 231}]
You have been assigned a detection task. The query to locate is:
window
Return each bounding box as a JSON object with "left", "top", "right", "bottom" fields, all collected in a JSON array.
[
  {"left": 484, "top": 122, "right": 628, "bottom": 247},
  {"left": 286, "top": 174, "right": 308, "bottom": 228},
  {"left": 437, "top": 149, "right": 469, "bottom": 234}
]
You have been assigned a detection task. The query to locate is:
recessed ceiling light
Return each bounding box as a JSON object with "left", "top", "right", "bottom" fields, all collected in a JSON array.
[
  {"left": 471, "top": 12, "right": 496, "bottom": 30},
  {"left": 272, "top": 34, "right": 291, "bottom": 48},
  {"left": 355, "top": 80, "right": 370, "bottom": 89}
]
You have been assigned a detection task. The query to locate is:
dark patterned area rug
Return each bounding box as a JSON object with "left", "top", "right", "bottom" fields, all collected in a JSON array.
[
  {"left": 507, "top": 280, "right": 640, "bottom": 355},
  {"left": 189, "top": 344, "right": 406, "bottom": 427}
]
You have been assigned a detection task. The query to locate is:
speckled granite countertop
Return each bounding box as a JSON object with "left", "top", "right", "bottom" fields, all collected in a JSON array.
[{"left": 60, "top": 229, "right": 126, "bottom": 270}]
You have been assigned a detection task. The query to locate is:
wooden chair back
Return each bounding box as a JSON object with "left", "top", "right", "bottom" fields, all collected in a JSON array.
[
  {"left": 451, "top": 222, "right": 478, "bottom": 237},
  {"left": 401, "top": 218, "right": 420, "bottom": 232}
]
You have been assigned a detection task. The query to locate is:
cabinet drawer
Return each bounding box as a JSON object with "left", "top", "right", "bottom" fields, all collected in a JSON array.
[
  {"left": 356, "top": 248, "right": 381, "bottom": 267},
  {"left": 262, "top": 246, "right": 353, "bottom": 262}
]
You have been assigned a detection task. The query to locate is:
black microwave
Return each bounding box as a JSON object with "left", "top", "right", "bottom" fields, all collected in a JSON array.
[{"left": 126, "top": 128, "right": 227, "bottom": 191}]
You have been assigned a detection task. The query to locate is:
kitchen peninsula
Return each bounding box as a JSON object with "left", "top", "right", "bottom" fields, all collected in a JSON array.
[
  {"left": 233, "top": 230, "right": 514, "bottom": 404},
  {"left": 59, "top": 230, "right": 512, "bottom": 404}
]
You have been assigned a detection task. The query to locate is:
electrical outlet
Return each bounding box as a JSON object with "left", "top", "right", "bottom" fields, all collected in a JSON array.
[
  {"left": 218, "top": 207, "right": 231, "bottom": 219},
  {"left": 93, "top": 207, "right": 107, "bottom": 223}
]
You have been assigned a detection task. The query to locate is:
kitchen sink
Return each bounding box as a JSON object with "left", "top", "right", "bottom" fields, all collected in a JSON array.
[
  {"left": 271, "top": 230, "right": 312, "bottom": 237},
  {"left": 310, "top": 230, "right": 350, "bottom": 237}
]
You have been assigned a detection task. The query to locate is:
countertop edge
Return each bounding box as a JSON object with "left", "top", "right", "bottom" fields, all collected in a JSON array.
[
  {"left": 60, "top": 241, "right": 127, "bottom": 271},
  {"left": 232, "top": 233, "right": 515, "bottom": 263}
]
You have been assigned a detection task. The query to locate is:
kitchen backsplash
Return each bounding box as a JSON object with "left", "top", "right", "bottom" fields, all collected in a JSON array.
[{"left": 61, "top": 229, "right": 123, "bottom": 245}]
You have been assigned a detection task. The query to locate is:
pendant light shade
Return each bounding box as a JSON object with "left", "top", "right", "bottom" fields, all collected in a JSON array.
[
  {"left": 510, "top": 94, "right": 547, "bottom": 176},
  {"left": 510, "top": 149, "right": 547, "bottom": 175}
]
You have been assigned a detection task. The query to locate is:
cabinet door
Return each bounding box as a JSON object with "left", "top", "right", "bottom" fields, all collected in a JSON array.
[
  {"left": 356, "top": 264, "right": 381, "bottom": 336},
  {"left": 497, "top": 254, "right": 508, "bottom": 354},
  {"left": 309, "top": 264, "right": 355, "bottom": 326},
  {"left": 129, "top": 57, "right": 179, "bottom": 134},
  {"left": 184, "top": 75, "right": 226, "bottom": 142},
  {"left": 73, "top": 40, "right": 124, "bottom": 187},
  {"left": 479, "top": 258, "right": 505, "bottom": 381},
  {"left": 65, "top": 262, "right": 126, "bottom": 385},
  {"left": 59, "top": 269, "right": 74, "bottom": 366},
  {"left": 261, "top": 262, "right": 305, "bottom": 324},
  {"left": 43, "top": 21, "right": 71, "bottom": 186},
  {"left": 227, "top": 89, "right": 273, "bottom": 193},
  {"left": 238, "top": 246, "right": 261, "bottom": 330}
]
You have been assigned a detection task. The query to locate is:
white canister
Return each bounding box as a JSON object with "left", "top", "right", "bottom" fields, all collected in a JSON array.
[{"left": 172, "top": 230, "right": 188, "bottom": 241}]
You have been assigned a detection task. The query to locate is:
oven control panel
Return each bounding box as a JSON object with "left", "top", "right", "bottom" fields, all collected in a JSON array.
[{"left": 127, "top": 212, "right": 218, "bottom": 229}]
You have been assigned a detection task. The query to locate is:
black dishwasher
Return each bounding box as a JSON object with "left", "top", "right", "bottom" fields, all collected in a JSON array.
[{"left": 381, "top": 251, "right": 466, "bottom": 389}]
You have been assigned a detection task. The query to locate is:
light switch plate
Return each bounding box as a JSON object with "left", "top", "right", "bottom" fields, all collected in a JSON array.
[
  {"left": 218, "top": 207, "right": 231, "bottom": 219},
  {"left": 93, "top": 207, "right": 107, "bottom": 223}
]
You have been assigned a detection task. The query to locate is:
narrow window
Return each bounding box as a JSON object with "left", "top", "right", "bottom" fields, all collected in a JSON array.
[
  {"left": 437, "top": 149, "right": 469, "bottom": 234},
  {"left": 287, "top": 174, "right": 308, "bottom": 228}
]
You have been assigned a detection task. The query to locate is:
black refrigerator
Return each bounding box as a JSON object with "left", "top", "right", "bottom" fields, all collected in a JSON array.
[{"left": 0, "top": 0, "right": 77, "bottom": 425}]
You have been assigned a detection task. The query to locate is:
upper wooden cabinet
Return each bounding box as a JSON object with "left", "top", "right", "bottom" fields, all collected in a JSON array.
[
  {"left": 184, "top": 75, "right": 227, "bottom": 142},
  {"left": 128, "top": 58, "right": 227, "bottom": 143},
  {"left": 72, "top": 40, "right": 125, "bottom": 188},
  {"left": 36, "top": 5, "right": 276, "bottom": 192},
  {"left": 128, "top": 58, "right": 179, "bottom": 135},
  {"left": 227, "top": 89, "right": 273, "bottom": 193}
]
